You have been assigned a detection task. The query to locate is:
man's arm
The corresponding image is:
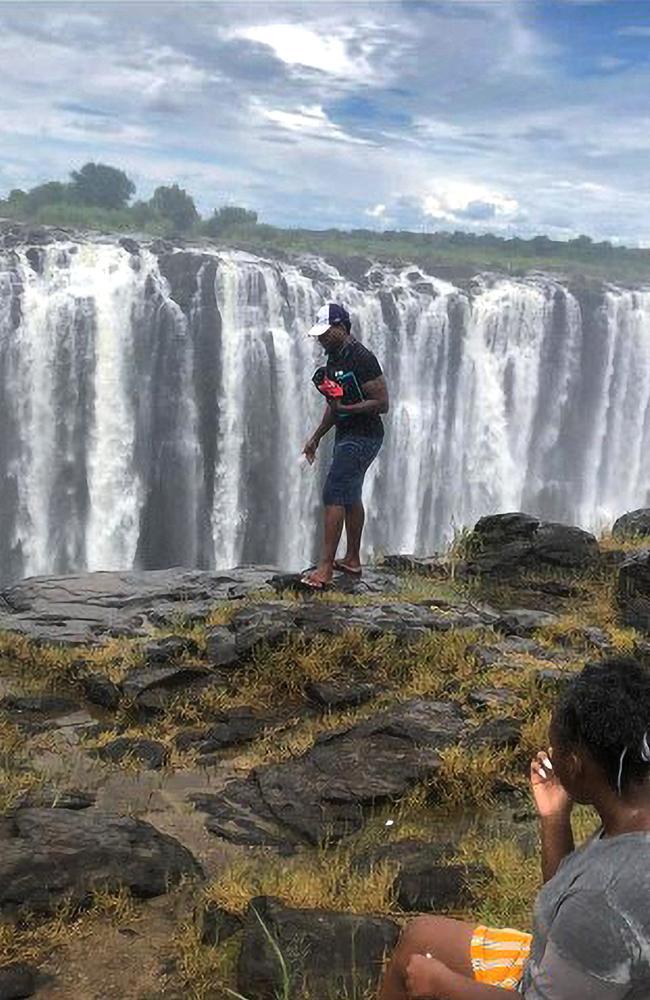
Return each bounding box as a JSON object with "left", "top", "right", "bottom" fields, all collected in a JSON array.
[
  {"left": 336, "top": 375, "right": 389, "bottom": 416},
  {"left": 304, "top": 404, "right": 336, "bottom": 462}
]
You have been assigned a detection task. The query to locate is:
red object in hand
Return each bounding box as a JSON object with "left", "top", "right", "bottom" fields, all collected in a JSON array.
[{"left": 317, "top": 376, "right": 344, "bottom": 399}]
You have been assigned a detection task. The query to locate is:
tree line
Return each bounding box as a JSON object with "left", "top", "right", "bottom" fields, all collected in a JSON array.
[
  {"left": 1, "top": 161, "right": 648, "bottom": 280},
  {"left": 0, "top": 161, "right": 258, "bottom": 237}
]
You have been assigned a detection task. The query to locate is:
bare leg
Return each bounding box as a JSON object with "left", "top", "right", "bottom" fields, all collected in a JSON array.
[
  {"left": 304, "top": 504, "right": 345, "bottom": 587},
  {"left": 339, "top": 501, "right": 364, "bottom": 571},
  {"left": 378, "top": 916, "right": 476, "bottom": 1000}
]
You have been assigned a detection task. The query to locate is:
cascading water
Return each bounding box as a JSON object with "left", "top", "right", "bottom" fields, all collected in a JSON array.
[{"left": 0, "top": 236, "right": 649, "bottom": 585}]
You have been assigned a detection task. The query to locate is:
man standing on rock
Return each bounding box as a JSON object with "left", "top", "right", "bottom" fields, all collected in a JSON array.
[{"left": 301, "top": 303, "right": 389, "bottom": 590}]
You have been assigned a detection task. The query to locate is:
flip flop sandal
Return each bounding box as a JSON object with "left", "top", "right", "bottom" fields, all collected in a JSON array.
[
  {"left": 299, "top": 576, "right": 331, "bottom": 592},
  {"left": 334, "top": 561, "right": 363, "bottom": 577}
]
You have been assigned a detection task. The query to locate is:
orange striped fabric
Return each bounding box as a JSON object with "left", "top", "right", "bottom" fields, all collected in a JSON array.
[{"left": 470, "top": 924, "right": 532, "bottom": 991}]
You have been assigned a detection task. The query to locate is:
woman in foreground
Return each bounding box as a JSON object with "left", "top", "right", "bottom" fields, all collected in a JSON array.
[{"left": 378, "top": 656, "right": 650, "bottom": 999}]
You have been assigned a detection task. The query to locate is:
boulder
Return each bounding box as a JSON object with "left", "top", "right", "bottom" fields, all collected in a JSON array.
[
  {"left": 0, "top": 694, "right": 79, "bottom": 717},
  {"left": 617, "top": 550, "right": 650, "bottom": 633},
  {"left": 175, "top": 708, "right": 266, "bottom": 753},
  {"left": 0, "top": 964, "right": 37, "bottom": 1000},
  {"left": 612, "top": 508, "right": 650, "bottom": 540},
  {"left": 496, "top": 608, "right": 558, "bottom": 637},
  {"left": 352, "top": 838, "right": 456, "bottom": 876},
  {"left": 141, "top": 635, "right": 200, "bottom": 664},
  {"left": 467, "top": 513, "right": 599, "bottom": 575},
  {"left": 194, "top": 699, "right": 465, "bottom": 847},
  {"left": 82, "top": 673, "right": 121, "bottom": 711},
  {"left": 395, "top": 862, "right": 490, "bottom": 912},
  {"left": 0, "top": 808, "right": 202, "bottom": 916},
  {"left": 121, "top": 662, "right": 209, "bottom": 703},
  {"left": 467, "top": 688, "right": 518, "bottom": 712},
  {"left": 195, "top": 902, "right": 243, "bottom": 947},
  {"left": 466, "top": 717, "right": 522, "bottom": 750},
  {"left": 305, "top": 679, "right": 377, "bottom": 710},
  {"left": 237, "top": 896, "right": 399, "bottom": 1000},
  {"left": 94, "top": 738, "right": 168, "bottom": 770},
  {"left": 534, "top": 667, "right": 574, "bottom": 691}
]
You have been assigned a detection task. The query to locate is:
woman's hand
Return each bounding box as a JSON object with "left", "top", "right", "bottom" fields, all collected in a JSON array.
[
  {"left": 530, "top": 748, "right": 572, "bottom": 819},
  {"left": 405, "top": 954, "right": 448, "bottom": 998}
]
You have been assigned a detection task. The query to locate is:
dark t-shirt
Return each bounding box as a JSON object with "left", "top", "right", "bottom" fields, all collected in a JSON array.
[{"left": 326, "top": 339, "right": 384, "bottom": 439}]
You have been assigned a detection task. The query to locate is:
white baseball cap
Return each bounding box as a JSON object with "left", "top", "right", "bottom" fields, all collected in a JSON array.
[{"left": 305, "top": 302, "right": 351, "bottom": 338}]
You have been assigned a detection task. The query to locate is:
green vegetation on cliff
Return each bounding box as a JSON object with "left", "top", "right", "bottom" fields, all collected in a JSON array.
[{"left": 2, "top": 161, "right": 650, "bottom": 283}]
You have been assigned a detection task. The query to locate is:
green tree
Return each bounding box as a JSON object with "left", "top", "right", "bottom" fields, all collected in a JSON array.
[
  {"left": 202, "top": 205, "right": 258, "bottom": 236},
  {"left": 69, "top": 162, "right": 135, "bottom": 210},
  {"left": 23, "top": 181, "right": 71, "bottom": 213},
  {"left": 149, "top": 184, "right": 198, "bottom": 232},
  {"left": 131, "top": 199, "right": 159, "bottom": 228}
]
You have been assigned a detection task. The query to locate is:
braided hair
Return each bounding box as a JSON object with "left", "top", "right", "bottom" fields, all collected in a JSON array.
[{"left": 553, "top": 657, "right": 650, "bottom": 795}]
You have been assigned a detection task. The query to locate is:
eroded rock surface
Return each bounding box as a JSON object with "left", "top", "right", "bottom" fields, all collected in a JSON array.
[{"left": 193, "top": 699, "right": 465, "bottom": 847}]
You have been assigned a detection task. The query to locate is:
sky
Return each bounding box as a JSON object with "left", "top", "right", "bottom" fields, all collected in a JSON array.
[{"left": 1, "top": 0, "right": 650, "bottom": 244}]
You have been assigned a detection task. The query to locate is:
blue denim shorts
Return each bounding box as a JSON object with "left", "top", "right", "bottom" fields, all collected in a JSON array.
[{"left": 323, "top": 434, "right": 383, "bottom": 507}]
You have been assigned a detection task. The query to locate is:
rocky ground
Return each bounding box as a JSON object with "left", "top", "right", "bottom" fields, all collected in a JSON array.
[{"left": 1, "top": 510, "right": 650, "bottom": 999}]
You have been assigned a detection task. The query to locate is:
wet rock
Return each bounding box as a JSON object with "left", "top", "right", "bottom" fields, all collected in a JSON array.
[
  {"left": 118, "top": 237, "right": 139, "bottom": 255},
  {"left": 466, "top": 717, "right": 523, "bottom": 750},
  {"left": 82, "top": 673, "right": 121, "bottom": 711},
  {"left": 175, "top": 707, "right": 265, "bottom": 753},
  {"left": 496, "top": 608, "right": 558, "bottom": 636},
  {"left": 352, "top": 838, "right": 456, "bottom": 876},
  {"left": 305, "top": 679, "right": 377, "bottom": 710},
  {"left": 396, "top": 862, "right": 490, "bottom": 912},
  {"left": 142, "top": 635, "right": 200, "bottom": 664},
  {"left": 468, "top": 688, "right": 518, "bottom": 711},
  {"left": 0, "top": 963, "right": 37, "bottom": 999},
  {"left": 617, "top": 549, "right": 650, "bottom": 633},
  {"left": 95, "top": 738, "right": 168, "bottom": 770},
  {"left": 193, "top": 778, "right": 299, "bottom": 851},
  {"left": 466, "top": 513, "right": 599, "bottom": 575},
  {"left": 272, "top": 567, "right": 402, "bottom": 595},
  {"left": 194, "top": 699, "right": 465, "bottom": 847},
  {"left": 237, "top": 896, "right": 399, "bottom": 1000},
  {"left": 195, "top": 902, "right": 242, "bottom": 946},
  {"left": 612, "top": 508, "right": 650, "bottom": 539},
  {"left": 0, "top": 808, "right": 202, "bottom": 916},
  {"left": 0, "top": 567, "right": 280, "bottom": 646},
  {"left": 0, "top": 694, "right": 80, "bottom": 717},
  {"left": 121, "top": 662, "right": 209, "bottom": 703}
]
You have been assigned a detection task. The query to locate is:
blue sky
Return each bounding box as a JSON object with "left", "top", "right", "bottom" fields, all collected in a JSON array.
[{"left": 2, "top": 0, "right": 650, "bottom": 244}]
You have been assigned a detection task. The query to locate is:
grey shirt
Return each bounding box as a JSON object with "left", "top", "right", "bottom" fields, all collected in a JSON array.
[{"left": 521, "top": 832, "right": 650, "bottom": 999}]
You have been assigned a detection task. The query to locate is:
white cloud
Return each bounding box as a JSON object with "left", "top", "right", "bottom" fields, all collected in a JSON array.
[
  {"left": 365, "top": 203, "right": 386, "bottom": 218},
  {"left": 254, "top": 101, "right": 374, "bottom": 145},
  {"left": 420, "top": 181, "right": 520, "bottom": 223},
  {"left": 226, "top": 22, "right": 375, "bottom": 82}
]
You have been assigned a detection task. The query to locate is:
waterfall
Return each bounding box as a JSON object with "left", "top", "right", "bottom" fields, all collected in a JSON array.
[{"left": 1, "top": 236, "right": 649, "bottom": 584}]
